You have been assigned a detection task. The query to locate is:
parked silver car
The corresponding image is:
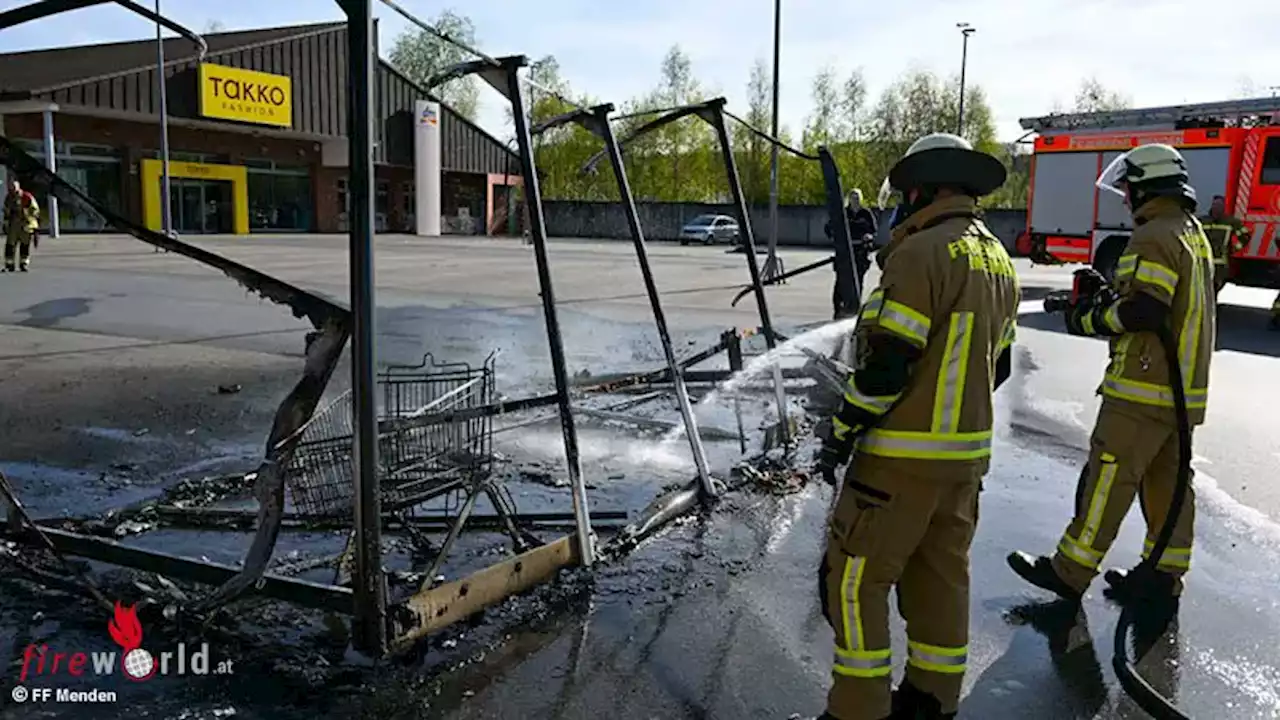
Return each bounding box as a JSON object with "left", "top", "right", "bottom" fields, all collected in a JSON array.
[{"left": 679, "top": 214, "right": 739, "bottom": 245}]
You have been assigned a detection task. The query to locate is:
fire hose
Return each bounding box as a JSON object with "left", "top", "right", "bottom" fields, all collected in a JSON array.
[{"left": 1044, "top": 289, "right": 1193, "bottom": 720}]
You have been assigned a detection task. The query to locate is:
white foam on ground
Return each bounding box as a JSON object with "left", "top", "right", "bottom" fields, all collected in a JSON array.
[
  {"left": 1192, "top": 460, "right": 1280, "bottom": 554},
  {"left": 1190, "top": 647, "right": 1280, "bottom": 711}
]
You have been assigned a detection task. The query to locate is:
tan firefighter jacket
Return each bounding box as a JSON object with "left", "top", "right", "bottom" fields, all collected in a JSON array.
[
  {"left": 1200, "top": 213, "right": 1248, "bottom": 265},
  {"left": 844, "top": 195, "right": 1021, "bottom": 480},
  {"left": 3, "top": 190, "right": 39, "bottom": 234},
  {"left": 1101, "top": 197, "right": 1215, "bottom": 426}
]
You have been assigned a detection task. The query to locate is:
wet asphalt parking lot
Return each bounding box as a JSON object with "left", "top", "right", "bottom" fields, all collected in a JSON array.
[{"left": 1, "top": 234, "right": 1278, "bottom": 719}]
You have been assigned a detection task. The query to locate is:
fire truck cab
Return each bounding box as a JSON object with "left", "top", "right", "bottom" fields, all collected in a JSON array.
[{"left": 1019, "top": 97, "right": 1280, "bottom": 290}]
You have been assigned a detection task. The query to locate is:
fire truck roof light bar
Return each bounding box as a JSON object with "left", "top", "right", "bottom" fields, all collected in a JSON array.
[{"left": 1020, "top": 95, "right": 1280, "bottom": 132}]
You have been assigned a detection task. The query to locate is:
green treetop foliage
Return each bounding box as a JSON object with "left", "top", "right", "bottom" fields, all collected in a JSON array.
[
  {"left": 388, "top": 9, "right": 482, "bottom": 121},
  {"left": 482, "top": 27, "right": 1126, "bottom": 209}
]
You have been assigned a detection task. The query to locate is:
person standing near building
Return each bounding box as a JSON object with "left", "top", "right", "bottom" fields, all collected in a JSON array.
[
  {"left": 812, "top": 133, "right": 1016, "bottom": 720},
  {"left": 2, "top": 178, "right": 40, "bottom": 272},
  {"left": 1008, "top": 144, "right": 1215, "bottom": 608},
  {"left": 1199, "top": 194, "right": 1248, "bottom": 296}
]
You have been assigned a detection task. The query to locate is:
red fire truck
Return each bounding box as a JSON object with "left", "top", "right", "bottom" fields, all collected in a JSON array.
[{"left": 1017, "top": 97, "right": 1280, "bottom": 289}]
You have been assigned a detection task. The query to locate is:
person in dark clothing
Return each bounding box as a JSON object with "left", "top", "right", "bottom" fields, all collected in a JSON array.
[{"left": 826, "top": 188, "right": 879, "bottom": 317}]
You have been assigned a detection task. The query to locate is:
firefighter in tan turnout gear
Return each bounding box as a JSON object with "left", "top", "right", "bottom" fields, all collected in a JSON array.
[
  {"left": 3, "top": 177, "right": 40, "bottom": 272},
  {"left": 1009, "top": 143, "right": 1215, "bottom": 606},
  {"left": 1199, "top": 194, "right": 1248, "bottom": 296},
  {"left": 813, "top": 133, "right": 1018, "bottom": 720}
]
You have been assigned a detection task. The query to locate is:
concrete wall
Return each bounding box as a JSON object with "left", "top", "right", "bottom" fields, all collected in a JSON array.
[{"left": 543, "top": 200, "right": 1028, "bottom": 251}]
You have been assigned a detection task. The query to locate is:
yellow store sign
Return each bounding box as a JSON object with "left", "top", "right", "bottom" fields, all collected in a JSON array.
[{"left": 198, "top": 63, "right": 292, "bottom": 128}]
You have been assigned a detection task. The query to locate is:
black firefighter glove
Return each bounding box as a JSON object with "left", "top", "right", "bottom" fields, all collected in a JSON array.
[
  {"left": 1064, "top": 268, "right": 1120, "bottom": 336},
  {"left": 816, "top": 419, "right": 863, "bottom": 485}
]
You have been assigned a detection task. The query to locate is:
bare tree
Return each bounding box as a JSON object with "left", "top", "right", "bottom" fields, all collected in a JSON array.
[
  {"left": 1073, "top": 77, "right": 1131, "bottom": 113},
  {"left": 841, "top": 68, "right": 868, "bottom": 141},
  {"left": 388, "top": 9, "right": 481, "bottom": 120},
  {"left": 743, "top": 57, "right": 772, "bottom": 203}
]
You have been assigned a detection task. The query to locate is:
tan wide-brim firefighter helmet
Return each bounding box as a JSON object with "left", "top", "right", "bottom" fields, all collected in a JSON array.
[{"left": 886, "top": 132, "right": 1007, "bottom": 198}]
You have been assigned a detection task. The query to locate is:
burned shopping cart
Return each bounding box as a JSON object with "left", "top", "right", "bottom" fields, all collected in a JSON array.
[{"left": 285, "top": 353, "right": 534, "bottom": 585}]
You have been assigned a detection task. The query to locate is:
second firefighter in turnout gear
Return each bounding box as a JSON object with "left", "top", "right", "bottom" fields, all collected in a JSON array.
[
  {"left": 826, "top": 189, "right": 879, "bottom": 318},
  {"left": 3, "top": 178, "right": 40, "bottom": 272},
  {"left": 1009, "top": 143, "right": 1215, "bottom": 604},
  {"left": 813, "top": 133, "right": 1018, "bottom": 720},
  {"left": 1199, "top": 194, "right": 1248, "bottom": 295}
]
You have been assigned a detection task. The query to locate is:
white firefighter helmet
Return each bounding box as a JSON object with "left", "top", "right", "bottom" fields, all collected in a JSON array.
[
  {"left": 884, "top": 132, "right": 1007, "bottom": 199},
  {"left": 1096, "top": 143, "right": 1190, "bottom": 199}
]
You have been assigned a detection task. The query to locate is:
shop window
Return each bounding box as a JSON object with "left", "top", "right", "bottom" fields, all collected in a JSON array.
[
  {"left": 9, "top": 141, "right": 121, "bottom": 232},
  {"left": 376, "top": 181, "right": 390, "bottom": 215},
  {"left": 248, "top": 166, "right": 313, "bottom": 232}
]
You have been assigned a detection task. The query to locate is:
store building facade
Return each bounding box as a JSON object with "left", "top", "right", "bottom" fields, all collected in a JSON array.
[{"left": 0, "top": 21, "right": 523, "bottom": 235}]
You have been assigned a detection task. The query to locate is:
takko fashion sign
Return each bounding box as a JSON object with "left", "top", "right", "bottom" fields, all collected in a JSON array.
[{"left": 198, "top": 62, "right": 293, "bottom": 128}]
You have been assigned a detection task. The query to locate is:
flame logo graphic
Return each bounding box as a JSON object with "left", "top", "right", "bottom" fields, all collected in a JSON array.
[{"left": 108, "top": 602, "right": 144, "bottom": 651}]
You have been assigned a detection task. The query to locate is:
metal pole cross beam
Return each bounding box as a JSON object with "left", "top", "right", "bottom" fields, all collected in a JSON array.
[
  {"left": 338, "top": 0, "right": 387, "bottom": 658},
  {"left": 494, "top": 56, "right": 597, "bottom": 566}
]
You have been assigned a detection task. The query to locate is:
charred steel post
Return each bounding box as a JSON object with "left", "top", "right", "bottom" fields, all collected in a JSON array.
[
  {"left": 705, "top": 99, "right": 789, "bottom": 444},
  {"left": 341, "top": 0, "right": 387, "bottom": 657},
  {"left": 505, "top": 57, "right": 596, "bottom": 565},
  {"left": 818, "top": 147, "right": 862, "bottom": 318},
  {"left": 594, "top": 103, "right": 715, "bottom": 499},
  {"left": 724, "top": 330, "right": 748, "bottom": 455}
]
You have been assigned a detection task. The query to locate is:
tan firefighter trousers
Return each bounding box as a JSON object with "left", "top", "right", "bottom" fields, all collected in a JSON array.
[
  {"left": 1052, "top": 402, "right": 1196, "bottom": 594},
  {"left": 820, "top": 456, "right": 982, "bottom": 720}
]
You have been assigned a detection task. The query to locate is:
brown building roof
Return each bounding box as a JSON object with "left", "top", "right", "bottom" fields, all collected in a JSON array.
[{"left": 0, "top": 21, "right": 346, "bottom": 96}]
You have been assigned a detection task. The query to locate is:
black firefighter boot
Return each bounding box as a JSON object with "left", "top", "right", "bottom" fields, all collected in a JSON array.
[
  {"left": 1102, "top": 566, "right": 1180, "bottom": 607},
  {"left": 1007, "top": 551, "right": 1083, "bottom": 602},
  {"left": 889, "top": 681, "right": 955, "bottom": 719}
]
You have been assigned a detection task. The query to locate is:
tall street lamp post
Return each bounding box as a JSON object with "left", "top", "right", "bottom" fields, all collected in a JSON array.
[
  {"left": 764, "top": 0, "right": 782, "bottom": 280},
  {"left": 957, "top": 22, "right": 976, "bottom": 136}
]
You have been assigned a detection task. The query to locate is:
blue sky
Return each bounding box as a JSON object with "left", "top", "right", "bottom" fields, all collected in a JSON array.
[{"left": 2, "top": 0, "right": 1278, "bottom": 143}]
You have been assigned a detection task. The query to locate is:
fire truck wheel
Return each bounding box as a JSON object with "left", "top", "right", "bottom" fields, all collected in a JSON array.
[{"left": 1092, "top": 235, "right": 1128, "bottom": 283}]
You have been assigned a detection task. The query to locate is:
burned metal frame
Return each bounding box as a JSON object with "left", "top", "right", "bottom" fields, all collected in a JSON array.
[
  {"left": 583, "top": 98, "right": 793, "bottom": 446},
  {"left": 0, "top": 0, "right": 358, "bottom": 635},
  {"left": 0, "top": 0, "right": 866, "bottom": 662},
  {"left": 532, "top": 103, "right": 715, "bottom": 499}
]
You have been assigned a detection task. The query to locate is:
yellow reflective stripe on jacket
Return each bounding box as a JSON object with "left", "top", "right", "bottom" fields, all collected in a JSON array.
[
  {"left": 1079, "top": 454, "right": 1119, "bottom": 548},
  {"left": 1102, "top": 375, "right": 1208, "bottom": 410},
  {"left": 1102, "top": 303, "right": 1124, "bottom": 333},
  {"left": 834, "top": 647, "right": 893, "bottom": 678},
  {"left": 859, "top": 429, "right": 992, "bottom": 460},
  {"left": 997, "top": 316, "right": 1016, "bottom": 353},
  {"left": 1142, "top": 540, "right": 1192, "bottom": 571},
  {"left": 1178, "top": 260, "right": 1207, "bottom": 392},
  {"left": 1116, "top": 254, "right": 1138, "bottom": 280},
  {"left": 861, "top": 289, "right": 885, "bottom": 322},
  {"left": 932, "top": 312, "right": 974, "bottom": 434},
  {"left": 1058, "top": 532, "right": 1102, "bottom": 570},
  {"left": 831, "top": 416, "right": 854, "bottom": 441},
  {"left": 1135, "top": 260, "right": 1178, "bottom": 296},
  {"left": 879, "top": 299, "right": 931, "bottom": 348},
  {"left": 907, "top": 640, "right": 967, "bottom": 675},
  {"left": 844, "top": 379, "right": 899, "bottom": 416}
]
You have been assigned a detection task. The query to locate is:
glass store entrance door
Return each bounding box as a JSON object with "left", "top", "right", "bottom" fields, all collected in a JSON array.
[{"left": 168, "top": 179, "right": 233, "bottom": 234}]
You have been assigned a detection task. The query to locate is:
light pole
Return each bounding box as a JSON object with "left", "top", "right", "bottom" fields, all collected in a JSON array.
[
  {"left": 764, "top": 0, "right": 783, "bottom": 281},
  {"left": 155, "top": 0, "right": 173, "bottom": 241},
  {"left": 957, "top": 22, "right": 976, "bottom": 136}
]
